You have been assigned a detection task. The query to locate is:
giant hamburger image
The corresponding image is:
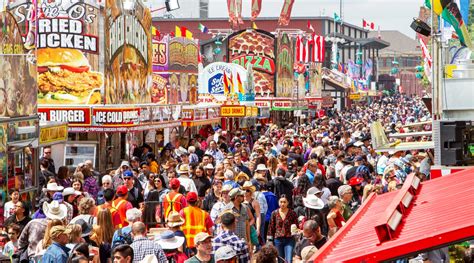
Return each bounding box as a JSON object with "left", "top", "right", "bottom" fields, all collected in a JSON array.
[{"left": 37, "top": 48, "right": 103, "bottom": 104}]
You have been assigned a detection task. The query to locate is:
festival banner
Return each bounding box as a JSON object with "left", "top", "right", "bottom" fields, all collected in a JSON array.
[
  {"left": 156, "top": 72, "right": 198, "bottom": 105},
  {"left": 151, "top": 73, "right": 168, "bottom": 104},
  {"left": 38, "top": 107, "right": 92, "bottom": 126},
  {"left": 228, "top": 29, "right": 275, "bottom": 96},
  {"left": 168, "top": 37, "right": 199, "bottom": 72},
  {"left": 0, "top": 11, "right": 37, "bottom": 117},
  {"left": 92, "top": 107, "right": 141, "bottom": 127},
  {"left": 152, "top": 36, "right": 169, "bottom": 72},
  {"left": 276, "top": 33, "right": 294, "bottom": 98},
  {"left": 308, "top": 63, "right": 322, "bottom": 97},
  {"left": 105, "top": 0, "right": 152, "bottom": 104},
  {"left": 34, "top": 0, "right": 102, "bottom": 105},
  {"left": 200, "top": 62, "right": 247, "bottom": 95}
]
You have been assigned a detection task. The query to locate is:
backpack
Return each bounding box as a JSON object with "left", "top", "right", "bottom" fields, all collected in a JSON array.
[{"left": 112, "top": 228, "right": 133, "bottom": 248}]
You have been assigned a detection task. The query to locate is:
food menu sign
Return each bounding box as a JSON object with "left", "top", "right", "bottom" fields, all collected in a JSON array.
[
  {"left": 0, "top": 11, "right": 37, "bottom": 117},
  {"left": 228, "top": 29, "right": 275, "bottom": 96},
  {"left": 33, "top": 0, "right": 103, "bottom": 105},
  {"left": 105, "top": 0, "right": 152, "bottom": 105},
  {"left": 152, "top": 36, "right": 169, "bottom": 72},
  {"left": 276, "top": 33, "right": 294, "bottom": 98}
]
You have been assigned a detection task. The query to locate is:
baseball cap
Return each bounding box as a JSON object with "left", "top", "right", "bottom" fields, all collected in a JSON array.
[
  {"left": 194, "top": 232, "right": 212, "bottom": 244},
  {"left": 215, "top": 246, "right": 237, "bottom": 261},
  {"left": 186, "top": 192, "right": 198, "bottom": 202},
  {"left": 52, "top": 192, "right": 64, "bottom": 202},
  {"left": 169, "top": 178, "right": 181, "bottom": 189},
  {"left": 116, "top": 185, "right": 128, "bottom": 196},
  {"left": 123, "top": 170, "right": 133, "bottom": 178}
]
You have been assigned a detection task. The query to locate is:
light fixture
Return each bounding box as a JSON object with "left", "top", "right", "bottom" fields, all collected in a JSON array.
[{"left": 165, "top": 0, "right": 180, "bottom": 12}]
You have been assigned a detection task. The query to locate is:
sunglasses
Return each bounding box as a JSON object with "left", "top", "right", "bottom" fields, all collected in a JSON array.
[
  {"left": 154, "top": 179, "right": 161, "bottom": 183},
  {"left": 44, "top": 152, "right": 51, "bottom": 154},
  {"left": 124, "top": 177, "right": 133, "bottom": 180}
]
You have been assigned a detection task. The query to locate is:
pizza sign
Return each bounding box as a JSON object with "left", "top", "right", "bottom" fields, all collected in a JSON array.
[{"left": 228, "top": 29, "right": 275, "bottom": 96}]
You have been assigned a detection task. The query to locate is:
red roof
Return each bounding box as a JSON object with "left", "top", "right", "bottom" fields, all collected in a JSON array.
[{"left": 312, "top": 168, "right": 474, "bottom": 262}]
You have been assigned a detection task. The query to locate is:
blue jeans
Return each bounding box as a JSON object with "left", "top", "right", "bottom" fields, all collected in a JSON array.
[{"left": 274, "top": 237, "right": 295, "bottom": 263}]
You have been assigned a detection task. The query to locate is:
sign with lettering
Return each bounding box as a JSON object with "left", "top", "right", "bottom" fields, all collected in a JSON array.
[
  {"left": 168, "top": 37, "right": 199, "bottom": 71},
  {"left": 92, "top": 108, "right": 140, "bottom": 127},
  {"left": 228, "top": 29, "right": 275, "bottom": 96},
  {"left": 276, "top": 33, "right": 294, "bottom": 97},
  {"left": 182, "top": 109, "right": 194, "bottom": 121},
  {"left": 201, "top": 62, "right": 247, "bottom": 95},
  {"left": 255, "top": 100, "right": 271, "bottom": 107},
  {"left": 40, "top": 124, "right": 68, "bottom": 145},
  {"left": 105, "top": 0, "right": 152, "bottom": 104},
  {"left": 38, "top": 108, "right": 91, "bottom": 126},
  {"left": 220, "top": 106, "right": 246, "bottom": 117},
  {"left": 152, "top": 37, "right": 168, "bottom": 71},
  {"left": 349, "top": 93, "right": 362, "bottom": 100},
  {"left": 272, "top": 100, "right": 292, "bottom": 110}
]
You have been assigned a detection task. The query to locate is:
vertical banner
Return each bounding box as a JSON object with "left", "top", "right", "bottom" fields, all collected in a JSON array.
[
  {"left": 278, "top": 0, "right": 296, "bottom": 26},
  {"left": 251, "top": 0, "right": 263, "bottom": 20},
  {"left": 0, "top": 11, "right": 37, "bottom": 117},
  {"left": 228, "top": 29, "right": 275, "bottom": 97},
  {"left": 276, "top": 33, "right": 294, "bottom": 98},
  {"left": 35, "top": 0, "right": 102, "bottom": 105},
  {"left": 105, "top": 0, "right": 152, "bottom": 104}
]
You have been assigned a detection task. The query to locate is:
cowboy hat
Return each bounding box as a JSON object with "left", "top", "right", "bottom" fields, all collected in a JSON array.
[
  {"left": 177, "top": 164, "right": 189, "bottom": 174},
  {"left": 242, "top": 181, "right": 256, "bottom": 192},
  {"left": 255, "top": 164, "right": 268, "bottom": 171},
  {"left": 303, "top": 195, "right": 324, "bottom": 210},
  {"left": 157, "top": 230, "right": 185, "bottom": 250},
  {"left": 46, "top": 182, "right": 64, "bottom": 192},
  {"left": 43, "top": 200, "right": 68, "bottom": 220},
  {"left": 166, "top": 211, "right": 185, "bottom": 227},
  {"left": 234, "top": 172, "right": 250, "bottom": 182},
  {"left": 204, "top": 163, "right": 214, "bottom": 170}
]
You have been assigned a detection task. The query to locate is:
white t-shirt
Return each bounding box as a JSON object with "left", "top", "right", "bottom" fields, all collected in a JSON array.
[
  {"left": 3, "top": 201, "right": 16, "bottom": 219},
  {"left": 178, "top": 176, "right": 197, "bottom": 193}
]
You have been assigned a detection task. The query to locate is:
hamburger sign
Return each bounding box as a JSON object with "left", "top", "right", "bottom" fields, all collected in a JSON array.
[{"left": 35, "top": 0, "right": 102, "bottom": 105}]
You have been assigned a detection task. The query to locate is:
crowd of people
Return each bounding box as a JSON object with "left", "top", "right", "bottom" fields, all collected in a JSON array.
[{"left": 1, "top": 95, "right": 442, "bottom": 263}]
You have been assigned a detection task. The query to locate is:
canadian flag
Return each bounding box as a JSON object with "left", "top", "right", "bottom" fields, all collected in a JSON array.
[
  {"left": 296, "top": 35, "right": 309, "bottom": 63},
  {"left": 311, "top": 34, "right": 325, "bottom": 63},
  {"left": 363, "top": 19, "right": 375, "bottom": 30}
]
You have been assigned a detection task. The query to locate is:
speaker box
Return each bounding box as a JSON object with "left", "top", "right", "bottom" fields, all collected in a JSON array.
[
  {"left": 437, "top": 121, "right": 473, "bottom": 166},
  {"left": 410, "top": 18, "right": 431, "bottom": 37}
]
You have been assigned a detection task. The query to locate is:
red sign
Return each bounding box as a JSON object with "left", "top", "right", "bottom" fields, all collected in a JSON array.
[
  {"left": 38, "top": 108, "right": 91, "bottom": 126},
  {"left": 322, "top": 96, "right": 334, "bottom": 108},
  {"left": 231, "top": 55, "right": 275, "bottom": 74},
  {"left": 255, "top": 100, "right": 271, "bottom": 107},
  {"left": 272, "top": 100, "right": 292, "bottom": 109},
  {"left": 182, "top": 109, "right": 194, "bottom": 121},
  {"left": 92, "top": 108, "right": 140, "bottom": 127}
]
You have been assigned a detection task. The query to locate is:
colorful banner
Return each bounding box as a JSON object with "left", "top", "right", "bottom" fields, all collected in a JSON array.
[
  {"left": 228, "top": 29, "right": 275, "bottom": 96},
  {"left": 308, "top": 63, "right": 322, "bottom": 97},
  {"left": 221, "top": 106, "right": 246, "bottom": 117},
  {"left": 276, "top": 33, "right": 294, "bottom": 97},
  {"left": 92, "top": 107, "right": 140, "bottom": 127},
  {"left": 158, "top": 73, "right": 198, "bottom": 104},
  {"left": 201, "top": 62, "right": 247, "bottom": 95},
  {"left": 152, "top": 36, "right": 169, "bottom": 72},
  {"left": 38, "top": 107, "right": 92, "bottom": 126},
  {"left": 105, "top": 0, "right": 152, "bottom": 104},
  {"left": 168, "top": 37, "right": 199, "bottom": 72},
  {"left": 278, "top": 0, "right": 295, "bottom": 26},
  {"left": 35, "top": 0, "right": 102, "bottom": 105},
  {"left": 151, "top": 73, "right": 168, "bottom": 104},
  {"left": 0, "top": 11, "right": 37, "bottom": 117},
  {"left": 39, "top": 124, "right": 68, "bottom": 145}
]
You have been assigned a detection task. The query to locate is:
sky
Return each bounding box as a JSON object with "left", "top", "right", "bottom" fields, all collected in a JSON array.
[
  {"left": 0, "top": 0, "right": 424, "bottom": 38},
  {"left": 151, "top": 0, "right": 425, "bottom": 38}
]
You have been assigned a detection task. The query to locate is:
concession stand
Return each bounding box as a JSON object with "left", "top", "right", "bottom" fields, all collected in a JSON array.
[{"left": 312, "top": 171, "right": 474, "bottom": 262}]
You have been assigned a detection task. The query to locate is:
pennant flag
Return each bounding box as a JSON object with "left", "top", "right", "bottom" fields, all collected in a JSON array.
[
  {"left": 278, "top": 0, "right": 295, "bottom": 26},
  {"left": 252, "top": 22, "right": 258, "bottom": 29},
  {"left": 334, "top": 12, "right": 342, "bottom": 23},
  {"left": 307, "top": 21, "right": 315, "bottom": 32},
  {"left": 362, "top": 19, "right": 375, "bottom": 30},
  {"left": 296, "top": 35, "right": 309, "bottom": 63},
  {"left": 228, "top": 72, "right": 235, "bottom": 93},
  {"left": 237, "top": 73, "right": 244, "bottom": 93},
  {"left": 175, "top": 26, "right": 193, "bottom": 39},
  {"left": 236, "top": 0, "right": 243, "bottom": 25},
  {"left": 152, "top": 26, "right": 157, "bottom": 35},
  {"left": 198, "top": 23, "right": 209, "bottom": 34},
  {"left": 227, "top": 0, "right": 238, "bottom": 28},
  {"left": 251, "top": 0, "right": 262, "bottom": 21},
  {"left": 223, "top": 71, "right": 230, "bottom": 94},
  {"left": 311, "top": 34, "right": 325, "bottom": 63}
]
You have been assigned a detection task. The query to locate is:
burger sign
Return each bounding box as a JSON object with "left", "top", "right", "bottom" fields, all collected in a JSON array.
[{"left": 36, "top": 0, "right": 103, "bottom": 105}]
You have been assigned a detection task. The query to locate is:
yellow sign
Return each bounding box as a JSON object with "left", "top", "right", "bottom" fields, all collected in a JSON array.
[
  {"left": 252, "top": 107, "right": 258, "bottom": 117},
  {"left": 40, "top": 125, "right": 68, "bottom": 145},
  {"left": 221, "top": 106, "right": 246, "bottom": 117},
  {"left": 349, "top": 93, "right": 361, "bottom": 100}
]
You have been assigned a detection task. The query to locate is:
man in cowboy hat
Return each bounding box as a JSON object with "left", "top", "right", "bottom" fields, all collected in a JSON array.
[
  {"left": 41, "top": 225, "right": 73, "bottom": 263},
  {"left": 180, "top": 192, "right": 213, "bottom": 250},
  {"left": 177, "top": 164, "right": 198, "bottom": 193},
  {"left": 130, "top": 222, "right": 167, "bottom": 262},
  {"left": 18, "top": 200, "right": 68, "bottom": 257}
]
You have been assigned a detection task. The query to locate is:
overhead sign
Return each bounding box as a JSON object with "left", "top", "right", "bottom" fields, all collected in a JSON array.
[
  {"left": 40, "top": 124, "right": 68, "bottom": 145},
  {"left": 152, "top": 37, "right": 168, "bottom": 72},
  {"left": 322, "top": 96, "right": 334, "bottom": 108},
  {"left": 38, "top": 107, "right": 91, "bottom": 126},
  {"left": 201, "top": 62, "right": 247, "bottom": 95},
  {"left": 349, "top": 93, "right": 362, "bottom": 100},
  {"left": 255, "top": 100, "right": 271, "bottom": 107},
  {"left": 92, "top": 108, "right": 140, "bottom": 127},
  {"left": 272, "top": 100, "right": 292, "bottom": 110},
  {"left": 105, "top": 0, "right": 152, "bottom": 104},
  {"left": 228, "top": 29, "right": 275, "bottom": 96},
  {"left": 221, "top": 106, "right": 246, "bottom": 117}
]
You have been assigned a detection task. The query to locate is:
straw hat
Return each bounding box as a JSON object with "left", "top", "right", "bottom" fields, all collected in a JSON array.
[
  {"left": 234, "top": 172, "right": 249, "bottom": 182},
  {"left": 43, "top": 200, "right": 68, "bottom": 220},
  {"left": 166, "top": 211, "right": 185, "bottom": 227},
  {"left": 177, "top": 164, "right": 189, "bottom": 174},
  {"left": 242, "top": 181, "right": 256, "bottom": 193}
]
